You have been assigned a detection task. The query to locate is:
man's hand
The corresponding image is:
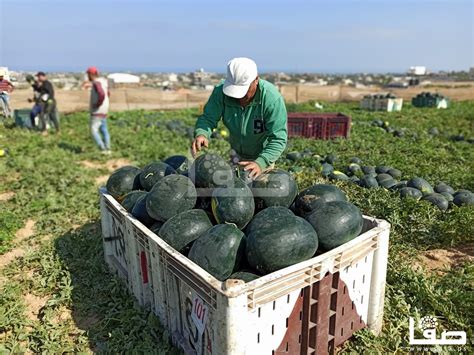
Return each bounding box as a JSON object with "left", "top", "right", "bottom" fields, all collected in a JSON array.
[
  {"left": 238, "top": 161, "right": 262, "bottom": 179},
  {"left": 191, "top": 135, "right": 209, "bottom": 157}
]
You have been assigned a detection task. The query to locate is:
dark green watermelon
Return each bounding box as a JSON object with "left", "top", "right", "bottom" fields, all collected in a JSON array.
[
  {"left": 362, "top": 166, "right": 376, "bottom": 175},
  {"left": 246, "top": 211, "right": 318, "bottom": 274},
  {"left": 391, "top": 181, "right": 408, "bottom": 190},
  {"left": 245, "top": 206, "right": 294, "bottom": 235},
  {"left": 453, "top": 191, "right": 474, "bottom": 206},
  {"left": 325, "top": 154, "right": 337, "bottom": 164},
  {"left": 379, "top": 178, "right": 397, "bottom": 189},
  {"left": 387, "top": 168, "right": 402, "bottom": 179},
  {"left": 146, "top": 175, "right": 197, "bottom": 221},
  {"left": 328, "top": 171, "right": 350, "bottom": 181},
  {"left": 376, "top": 173, "right": 394, "bottom": 183},
  {"left": 434, "top": 182, "right": 455, "bottom": 195},
  {"left": 188, "top": 224, "right": 246, "bottom": 280},
  {"left": 295, "top": 184, "right": 347, "bottom": 217},
  {"left": 252, "top": 169, "right": 298, "bottom": 209},
  {"left": 346, "top": 163, "right": 361, "bottom": 176},
  {"left": 350, "top": 157, "right": 362, "bottom": 164},
  {"left": 286, "top": 151, "right": 302, "bottom": 162},
  {"left": 164, "top": 155, "right": 189, "bottom": 174},
  {"left": 349, "top": 176, "right": 361, "bottom": 184},
  {"left": 190, "top": 153, "right": 234, "bottom": 188},
  {"left": 305, "top": 201, "right": 363, "bottom": 251},
  {"left": 359, "top": 175, "right": 379, "bottom": 188},
  {"left": 131, "top": 194, "right": 156, "bottom": 227},
  {"left": 440, "top": 192, "right": 454, "bottom": 202},
  {"left": 158, "top": 209, "right": 212, "bottom": 254},
  {"left": 106, "top": 166, "right": 142, "bottom": 200},
  {"left": 229, "top": 271, "right": 259, "bottom": 282},
  {"left": 139, "top": 161, "right": 176, "bottom": 191},
  {"left": 422, "top": 193, "right": 449, "bottom": 211},
  {"left": 399, "top": 187, "right": 423, "bottom": 200},
  {"left": 121, "top": 190, "right": 147, "bottom": 212},
  {"left": 321, "top": 163, "right": 334, "bottom": 177},
  {"left": 407, "top": 177, "right": 434, "bottom": 195},
  {"left": 375, "top": 166, "right": 392, "bottom": 174},
  {"left": 211, "top": 179, "right": 255, "bottom": 229}
]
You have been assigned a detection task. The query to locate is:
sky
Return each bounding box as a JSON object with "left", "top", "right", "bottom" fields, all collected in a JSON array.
[{"left": 0, "top": 0, "right": 473, "bottom": 73}]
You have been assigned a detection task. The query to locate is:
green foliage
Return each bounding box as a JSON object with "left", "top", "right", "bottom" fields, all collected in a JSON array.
[{"left": 0, "top": 102, "right": 473, "bottom": 352}]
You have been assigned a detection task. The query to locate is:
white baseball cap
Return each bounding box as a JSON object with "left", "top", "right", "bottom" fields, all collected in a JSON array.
[{"left": 223, "top": 57, "right": 258, "bottom": 99}]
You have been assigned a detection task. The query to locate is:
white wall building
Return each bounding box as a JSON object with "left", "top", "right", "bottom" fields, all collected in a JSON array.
[
  {"left": 408, "top": 66, "right": 427, "bottom": 76},
  {"left": 107, "top": 73, "right": 140, "bottom": 84}
]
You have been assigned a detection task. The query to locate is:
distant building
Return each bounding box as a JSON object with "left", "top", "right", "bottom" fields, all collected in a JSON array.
[
  {"left": 107, "top": 73, "right": 140, "bottom": 85},
  {"left": 408, "top": 66, "right": 427, "bottom": 76},
  {"left": 470, "top": 67, "right": 474, "bottom": 79},
  {"left": 191, "top": 68, "right": 213, "bottom": 88}
]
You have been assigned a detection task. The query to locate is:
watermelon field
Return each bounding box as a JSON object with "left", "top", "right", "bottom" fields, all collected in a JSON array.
[{"left": 0, "top": 101, "right": 473, "bottom": 353}]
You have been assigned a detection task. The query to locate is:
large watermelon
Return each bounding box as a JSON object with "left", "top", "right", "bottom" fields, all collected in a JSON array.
[
  {"left": 121, "top": 190, "right": 147, "bottom": 212},
  {"left": 164, "top": 155, "right": 189, "bottom": 174},
  {"left": 434, "top": 182, "right": 454, "bottom": 195},
  {"left": 106, "top": 166, "right": 142, "bottom": 200},
  {"left": 359, "top": 175, "right": 379, "bottom": 188},
  {"left": 305, "top": 201, "right": 363, "bottom": 251},
  {"left": 453, "top": 191, "right": 474, "bottom": 206},
  {"left": 139, "top": 161, "right": 176, "bottom": 191},
  {"left": 422, "top": 193, "right": 449, "bottom": 211},
  {"left": 188, "top": 224, "right": 245, "bottom": 280},
  {"left": 189, "top": 153, "right": 234, "bottom": 188},
  {"left": 211, "top": 179, "right": 255, "bottom": 229},
  {"left": 407, "top": 177, "right": 434, "bottom": 195},
  {"left": 158, "top": 209, "right": 212, "bottom": 254},
  {"left": 146, "top": 174, "right": 197, "bottom": 221},
  {"left": 252, "top": 169, "right": 298, "bottom": 209},
  {"left": 131, "top": 194, "right": 156, "bottom": 227},
  {"left": 294, "top": 184, "right": 347, "bottom": 217},
  {"left": 399, "top": 187, "right": 423, "bottom": 200},
  {"left": 246, "top": 211, "right": 318, "bottom": 274}
]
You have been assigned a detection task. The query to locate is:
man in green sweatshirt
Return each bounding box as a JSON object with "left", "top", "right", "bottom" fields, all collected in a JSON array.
[{"left": 192, "top": 57, "right": 287, "bottom": 178}]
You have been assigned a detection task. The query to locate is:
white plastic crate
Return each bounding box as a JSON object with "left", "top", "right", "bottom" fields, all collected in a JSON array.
[
  {"left": 100, "top": 188, "right": 390, "bottom": 354},
  {"left": 360, "top": 96, "right": 403, "bottom": 112}
]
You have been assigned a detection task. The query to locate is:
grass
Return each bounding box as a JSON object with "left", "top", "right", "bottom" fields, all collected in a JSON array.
[{"left": 0, "top": 102, "right": 473, "bottom": 353}]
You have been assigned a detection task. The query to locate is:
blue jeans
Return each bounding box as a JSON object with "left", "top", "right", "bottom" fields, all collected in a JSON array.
[
  {"left": 90, "top": 116, "right": 110, "bottom": 150},
  {"left": 0, "top": 93, "right": 10, "bottom": 113},
  {"left": 30, "top": 104, "right": 42, "bottom": 127}
]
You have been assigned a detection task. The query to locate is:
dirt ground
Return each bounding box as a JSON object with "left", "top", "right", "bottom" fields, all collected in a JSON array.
[{"left": 9, "top": 82, "right": 474, "bottom": 114}]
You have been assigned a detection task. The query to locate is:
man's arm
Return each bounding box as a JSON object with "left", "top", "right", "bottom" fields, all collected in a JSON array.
[
  {"left": 194, "top": 86, "right": 224, "bottom": 139},
  {"left": 43, "top": 81, "right": 54, "bottom": 98},
  {"left": 93, "top": 81, "right": 106, "bottom": 108},
  {"left": 254, "top": 97, "right": 288, "bottom": 169}
]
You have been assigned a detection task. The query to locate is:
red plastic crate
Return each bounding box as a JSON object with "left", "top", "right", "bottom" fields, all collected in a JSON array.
[{"left": 287, "top": 113, "right": 351, "bottom": 139}]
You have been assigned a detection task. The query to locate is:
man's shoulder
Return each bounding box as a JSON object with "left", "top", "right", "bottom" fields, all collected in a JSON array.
[{"left": 259, "top": 79, "right": 282, "bottom": 102}]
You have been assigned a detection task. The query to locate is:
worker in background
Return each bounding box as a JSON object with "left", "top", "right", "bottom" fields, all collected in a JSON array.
[
  {"left": 0, "top": 69, "right": 14, "bottom": 117},
  {"left": 26, "top": 74, "right": 42, "bottom": 128},
  {"left": 87, "top": 66, "right": 111, "bottom": 154},
  {"left": 192, "top": 57, "right": 288, "bottom": 179},
  {"left": 36, "top": 72, "right": 60, "bottom": 132}
]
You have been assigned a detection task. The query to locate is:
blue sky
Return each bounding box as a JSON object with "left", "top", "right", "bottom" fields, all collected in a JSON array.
[{"left": 0, "top": 0, "right": 472, "bottom": 73}]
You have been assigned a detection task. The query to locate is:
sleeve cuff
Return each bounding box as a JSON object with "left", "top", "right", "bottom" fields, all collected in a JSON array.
[
  {"left": 255, "top": 157, "right": 268, "bottom": 170},
  {"left": 194, "top": 128, "right": 210, "bottom": 139}
]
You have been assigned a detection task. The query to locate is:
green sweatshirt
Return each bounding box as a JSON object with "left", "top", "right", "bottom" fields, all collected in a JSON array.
[{"left": 194, "top": 79, "right": 288, "bottom": 169}]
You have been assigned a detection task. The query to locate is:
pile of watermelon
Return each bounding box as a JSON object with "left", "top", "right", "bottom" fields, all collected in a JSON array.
[
  {"left": 284, "top": 152, "right": 474, "bottom": 211},
  {"left": 106, "top": 153, "right": 364, "bottom": 282}
]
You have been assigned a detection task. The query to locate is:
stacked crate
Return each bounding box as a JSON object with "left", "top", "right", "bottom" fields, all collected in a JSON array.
[{"left": 360, "top": 94, "right": 403, "bottom": 112}]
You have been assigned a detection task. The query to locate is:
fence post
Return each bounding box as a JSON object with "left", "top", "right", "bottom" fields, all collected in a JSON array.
[{"left": 296, "top": 85, "right": 299, "bottom": 103}]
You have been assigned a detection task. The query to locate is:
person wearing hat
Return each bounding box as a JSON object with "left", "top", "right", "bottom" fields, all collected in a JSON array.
[
  {"left": 0, "top": 69, "right": 14, "bottom": 117},
  {"left": 192, "top": 57, "right": 287, "bottom": 178},
  {"left": 36, "top": 72, "right": 60, "bottom": 132},
  {"left": 87, "top": 66, "right": 111, "bottom": 154}
]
